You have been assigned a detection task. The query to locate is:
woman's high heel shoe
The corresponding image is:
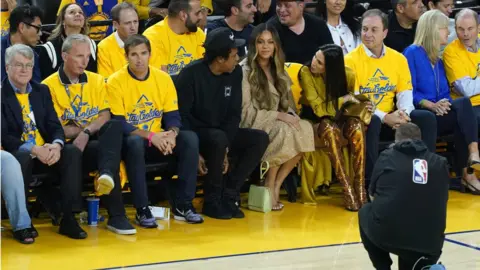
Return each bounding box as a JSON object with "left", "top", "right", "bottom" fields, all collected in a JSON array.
[{"left": 461, "top": 179, "right": 480, "bottom": 195}]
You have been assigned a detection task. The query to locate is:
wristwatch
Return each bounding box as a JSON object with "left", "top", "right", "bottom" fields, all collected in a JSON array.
[{"left": 83, "top": 128, "right": 91, "bottom": 137}]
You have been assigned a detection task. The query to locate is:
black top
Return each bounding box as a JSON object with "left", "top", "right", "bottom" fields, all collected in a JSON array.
[
  {"left": 384, "top": 11, "right": 417, "bottom": 53},
  {"left": 268, "top": 13, "right": 333, "bottom": 65},
  {"left": 1, "top": 80, "right": 65, "bottom": 152},
  {"left": 36, "top": 35, "right": 98, "bottom": 80},
  {"left": 174, "top": 60, "right": 242, "bottom": 145},
  {"left": 359, "top": 140, "right": 449, "bottom": 256},
  {"left": 206, "top": 19, "right": 254, "bottom": 58}
]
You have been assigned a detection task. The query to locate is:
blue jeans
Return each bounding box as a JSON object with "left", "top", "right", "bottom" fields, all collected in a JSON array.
[{"left": 1, "top": 150, "right": 31, "bottom": 231}]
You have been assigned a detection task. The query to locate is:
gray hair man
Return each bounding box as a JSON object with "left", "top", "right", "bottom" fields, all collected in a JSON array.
[
  {"left": 42, "top": 34, "right": 138, "bottom": 236},
  {"left": 2, "top": 43, "right": 87, "bottom": 240}
]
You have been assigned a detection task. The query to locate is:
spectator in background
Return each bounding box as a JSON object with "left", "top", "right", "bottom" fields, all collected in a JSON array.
[
  {"left": 206, "top": 0, "right": 257, "bottom": 58},
  {"left": 404, "top": 10, "right": 480, "bottom": 195},
  {"left": 316, "top": 0, "right": 361, "bottom": 55},
  {"left": 300, "top": 44, "right": 368, "bottom": 211},
  {"left": 1, "top": 0, "right": 16, "bottom": 36},
  {"left": 107, "top": 34, "right": 204, "bottom": 225},
  {"left": 423, "top": 0, "right": 456, "bottom": 45},
  {"left": 240, "top": 24, "right": 315, "bottom": 210},
  {"left": 344, "top": 9, "right": 437, "bottom": 190},
  {"left": 1, "top": 4, "right": 42, "bottom": 82},
  {"left": 37, "top": 3, "right": 97, "bottom": 80},
  {"left": 384, "top": 0, "right": 424, "bottom": 53},
  {"left": 57, "top": 0, "right": 165, "bottom": 41},
  {"left": 359, "top": 123, "right": 448, "bottom": 270},
  {"left": 268, "top": 0, "right": 333, "bottom": 65},
  {"left": 42, "top": 34, "right": 137, "bottom": 235},
  {"left": 176, "top": 28, "right": 269, "bottom": 220},
  {"left": 97, "top": 2, "right": 139, "bottom": 78},
  {"left": 1, "top": 44, "right": 86, "bottom": 240},
  {"left": 1, "top": 150, "right": 35, "bottom": 244},
  {"left": 144, "top": 0, "right": 206, "bottom": 75}
]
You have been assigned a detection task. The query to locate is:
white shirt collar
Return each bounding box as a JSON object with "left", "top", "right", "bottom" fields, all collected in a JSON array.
[
  {"left": 327, "top": 17, "right": 346, "bottom": 29},
  {"left": 114, "top": 31, "right": 125, "bottom": 48},
  {"left": 363, "top": 44, "right": 386, "bottom": 58}
]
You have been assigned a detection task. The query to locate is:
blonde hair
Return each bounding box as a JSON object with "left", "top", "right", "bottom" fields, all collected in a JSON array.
[{"left": 413, "top": 10, "right": 449, "bottom": 63}]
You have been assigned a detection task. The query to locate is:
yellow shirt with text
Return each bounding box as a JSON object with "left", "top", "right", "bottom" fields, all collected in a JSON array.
[
  {"left": 97, "top": 32, "right": 127, "bottom": 78},
  {"left": 107, "top": 66, "right": 178, "bottom": 132},
  {"left": 143, "top": 16, "right": 206, "bottom": 75},
  {"left": 42, "top": 71, "right": 109, "bottom": 127},
  {"left": 344, "top": 45, "right": 412, "bottom": 113},
  {"left": 443, "top": 38, "right": 480, "bottom": 106},
  {"left": 15, "top": 93, "right": 45, "bottom": 146}
]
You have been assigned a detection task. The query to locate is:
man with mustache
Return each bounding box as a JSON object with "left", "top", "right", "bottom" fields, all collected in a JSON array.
[{"left": 144, "top": 0, "right": 206, "bottom": 75}]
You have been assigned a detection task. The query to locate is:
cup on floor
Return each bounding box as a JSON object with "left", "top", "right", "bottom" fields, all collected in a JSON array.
[{"left": 86, "top": 197, "right": 100, "bottom": 226}]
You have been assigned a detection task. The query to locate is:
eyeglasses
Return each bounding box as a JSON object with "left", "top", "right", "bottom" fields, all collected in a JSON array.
[
  {"left": 23, "top": 22, "right": 42, "bottom": 34},
  {"left": 10, "top": 63, "right": 34, "bottom": 70}
]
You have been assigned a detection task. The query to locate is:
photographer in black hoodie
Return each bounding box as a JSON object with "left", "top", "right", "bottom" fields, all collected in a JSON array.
[{"left": 359, "top": 123, "right": 449, "bottom": 270}]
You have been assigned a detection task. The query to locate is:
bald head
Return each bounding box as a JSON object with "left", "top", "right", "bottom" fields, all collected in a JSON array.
[
  {"left": 455, "top": 8, "right": 479, "bottom": 48},
  {"left": 455, "top": 8, "right": 479, "bottom": 25}
]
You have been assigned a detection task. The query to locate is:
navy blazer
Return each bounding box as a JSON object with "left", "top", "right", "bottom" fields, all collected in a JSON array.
[{"left": 1, "top": 80, "right": 65, "bottom": 153}]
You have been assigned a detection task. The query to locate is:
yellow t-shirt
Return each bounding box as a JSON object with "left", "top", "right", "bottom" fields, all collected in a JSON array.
[
  {"left": 15, "top": 93, "right": 45, "bottom": 146},
  {"left": 143, "top": 16, "right": 206, "bottom": 75},
  {"left": 1, "top": 10, "right": 9, "bottom": 37},
  {"left": 344, "top": 45, "right": 413, "bottom": 113},
  {"left": 97, "top": 32, "right": 127, "bottom": 78},
  {"left": 443, "top": 38, "right": 480, "bottom": 106},
  {"left": 107, "top": 66, "right": 178, "bottom": 132},
  {"left": 284, "top": 62, "right": 302, "bottom": 111},
  {"left": 42, "top": 71, "right": 109, "bottom": 128}
]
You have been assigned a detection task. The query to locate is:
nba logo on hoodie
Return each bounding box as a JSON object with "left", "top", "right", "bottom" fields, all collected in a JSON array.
[{"left": 412, "top": 159, "right": 428, "bottom": 184}]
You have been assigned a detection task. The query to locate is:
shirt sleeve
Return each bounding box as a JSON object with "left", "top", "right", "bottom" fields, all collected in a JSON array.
[
  {"left": 163, "top": 75, "right": 179, "bottom": 113},
  {"left": 221, "top": 68, "right": 242, "bottom": 145},
  {"left": 396, "top": 55, "right": 413, "bottom": 94},
  {"left": 396, "top": 90, "right": 415, "bottom": 115},
  {"left": 452, "top": 77, "right": 480, "bottom": 97},
  {"left": 175, "top": 67, "right": 196, "bottom": 130},
  {"left": 403, "top": 46, "right": 424, "bottom": 107},
  {"left": 147, "top": 34, "right": 168, "bottom": 69},
  {"left": 41, "top": 79, "right": 63, "bottom": 119}
]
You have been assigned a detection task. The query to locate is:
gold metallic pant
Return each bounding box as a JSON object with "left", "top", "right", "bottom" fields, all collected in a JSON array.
[{"left": 316, "top": 118, "right": 367, "bottom": 211}]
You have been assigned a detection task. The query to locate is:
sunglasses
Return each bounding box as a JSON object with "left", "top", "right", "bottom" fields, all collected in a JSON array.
[{"left": 23, "top": 22, "right": 42, "bottom": 34}]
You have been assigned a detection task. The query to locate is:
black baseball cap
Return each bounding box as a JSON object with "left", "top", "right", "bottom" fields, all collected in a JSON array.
[{"left": 204, "top": 27, "right": 245, "bottom": 51}]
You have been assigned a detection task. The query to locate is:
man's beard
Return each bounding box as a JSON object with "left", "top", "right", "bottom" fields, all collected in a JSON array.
[{"left": 185, "top": 16, "right": 198, "bottom": 32}]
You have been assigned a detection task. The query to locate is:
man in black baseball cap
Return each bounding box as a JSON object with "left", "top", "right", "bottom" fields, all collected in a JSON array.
[{"left": 175, "top": 27, "right": 269, "bottom": 220}]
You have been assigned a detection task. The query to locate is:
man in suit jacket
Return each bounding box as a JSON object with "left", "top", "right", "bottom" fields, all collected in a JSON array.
[{"left": 1, "top": 44, "right": 87, "bottom": 240}]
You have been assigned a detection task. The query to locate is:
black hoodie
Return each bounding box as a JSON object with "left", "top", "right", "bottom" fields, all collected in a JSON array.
[{"left": 359, "top": 139, "right": 449, "bottom": 256}]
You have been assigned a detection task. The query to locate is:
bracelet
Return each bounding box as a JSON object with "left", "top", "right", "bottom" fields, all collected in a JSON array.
[{"left": 148, "top": 132, "right": 155, "bottom": 147}]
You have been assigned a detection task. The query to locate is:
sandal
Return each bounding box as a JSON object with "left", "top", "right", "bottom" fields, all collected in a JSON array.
[
  {"left": 461, "top": 179, "right": 480, "bottom": 195},
  {"left": 13, "top": 229, "right": 34, "bottom": 244}
]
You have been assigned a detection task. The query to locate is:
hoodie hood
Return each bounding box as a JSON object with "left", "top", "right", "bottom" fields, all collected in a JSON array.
[{"left": 392, "top": 139, "right": 428, "bottom": 156}]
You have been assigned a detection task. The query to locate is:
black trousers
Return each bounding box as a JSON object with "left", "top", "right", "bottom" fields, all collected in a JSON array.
[
  {"left": 122, "top": 130, "right": 199, "bottom": 209},
  {"left": 437, "top": 97, "right": 478, "bottom": 170},
  {"left": 13, "top": 144, "right": 83, "bottom": 216},
  {"left": 360, "top": 226, "right": 440, "bottom": 270},
  {"left": 365, "top": 110, "right": 437, "bottom": 184},
  {"left": 195, "top": 128, "right": 269, "bottom": 202},
  {"left": 78, "top": 120, "right": 125, "bottom": 217}
]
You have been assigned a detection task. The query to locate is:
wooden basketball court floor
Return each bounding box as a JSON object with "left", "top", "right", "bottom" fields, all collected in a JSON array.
[{"left": 1, "top": 190, "right": 479, "bottom": 270}]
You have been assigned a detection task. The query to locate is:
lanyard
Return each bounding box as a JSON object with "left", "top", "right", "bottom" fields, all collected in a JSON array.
[{"left": 64, "top": 83, "right": 85, "bottom": 119}]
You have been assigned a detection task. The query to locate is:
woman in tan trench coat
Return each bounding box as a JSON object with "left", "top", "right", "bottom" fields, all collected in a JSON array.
[{"left": 240, "top": 24, "right": 315, "bottom": 210}]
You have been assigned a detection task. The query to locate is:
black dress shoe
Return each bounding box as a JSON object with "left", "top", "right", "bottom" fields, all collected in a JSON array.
[
  {"left": 29, "top": 224, "right": 38, "bottom": 238},
  {"left": 59, "top": 218, "right": 87, "bottom": 239},
  {"left": 13, "top": 229, "right": 35, "bottom": 244}
]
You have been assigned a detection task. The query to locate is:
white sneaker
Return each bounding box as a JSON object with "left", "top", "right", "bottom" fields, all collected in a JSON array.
[{"left": 96, "top": 174, "right": 114, "bottom": 195}]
